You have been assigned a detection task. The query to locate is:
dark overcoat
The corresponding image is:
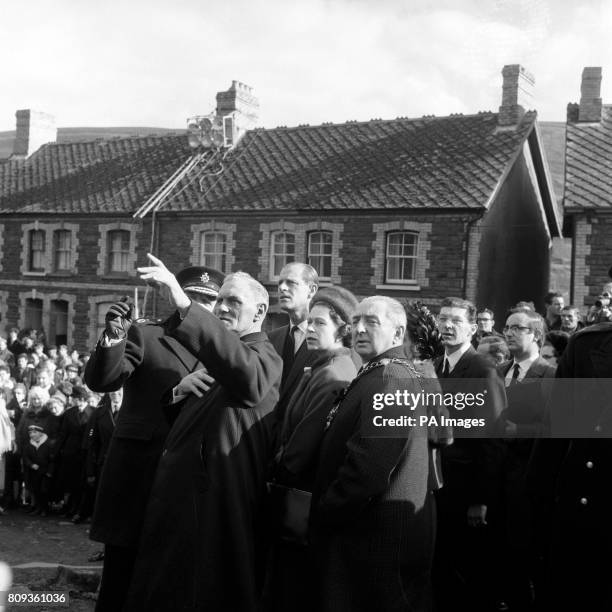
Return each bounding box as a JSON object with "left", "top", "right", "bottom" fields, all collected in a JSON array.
[
  {"left": 124, "top": 305, "right": 282, "bottom": 612},
  {"left": 529, "top": 322, "right": 612, "bottom": 611},
  {"left": 276, "top": 347, "right": 357, "bottom": 491},
  {"left": 55, "top": 405, "right": 92, "bottom": 490},
  {"left": 84, "top": 318, "right": 202, "bottom": 546},
  {"left": 85, "top": 402, "right": 117, "bottom": 479},
  {"left": 310, "top": 346, "right": 434, "bottom": 612}
]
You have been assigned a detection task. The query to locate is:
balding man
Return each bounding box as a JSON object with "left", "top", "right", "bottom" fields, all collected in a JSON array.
[
  {"left": 125, "top": 257, "right": 282, "bottom": 612},
  {"left": 311, "top": 296, "right": 434, "bottom": 612}
]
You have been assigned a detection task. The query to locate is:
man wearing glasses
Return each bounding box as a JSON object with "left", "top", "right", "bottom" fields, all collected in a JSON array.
[
  {"left": 499, "top": 308, "right": 555, "bottom": 610},
  {"left": 473, "top": 308, "right": 504, "bottom": 348},
  {"left": 433, "top": 297, "right": 506, "bottom": 612}
]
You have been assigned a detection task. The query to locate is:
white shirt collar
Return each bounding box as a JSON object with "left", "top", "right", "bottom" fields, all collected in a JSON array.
[
  {"left": 444, "top": 342, "right": 472, "bottom": 372},
  {"left": 290, "top": 319, "right": 309, "bottom": 353},
  {"left": 505, "top": 354, "right": 539, "bottom": 384}
]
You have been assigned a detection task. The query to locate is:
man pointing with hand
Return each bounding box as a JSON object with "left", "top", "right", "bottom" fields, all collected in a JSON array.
[{"left": 84, "top": 258, "right": 224, "bottom": 612}]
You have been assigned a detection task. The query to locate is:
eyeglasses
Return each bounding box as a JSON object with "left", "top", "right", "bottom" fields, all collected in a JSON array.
[
  {"left": 503, "top": 325, "right": 532, "bottom": 334},
  {"left": 437, "top": 315, "right": 469, "bottom": 326}
]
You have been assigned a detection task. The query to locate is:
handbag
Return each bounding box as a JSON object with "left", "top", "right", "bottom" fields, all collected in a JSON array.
[{"left": 267, "top": 482, "right": 312, "bottom": 546}]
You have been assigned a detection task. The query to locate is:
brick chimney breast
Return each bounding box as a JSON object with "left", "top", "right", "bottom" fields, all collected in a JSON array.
[
  {"left": 498, "top": 64, "right": 535, "bottom": 127},
  {"left": 215, "top": 81, "right": 259, "bottom": 147},
  {"left": 216, "top": 80, "right": 259, "bottom": 126},
  {"left": 578, "top": 67, "right": 602, "bottom": 123},
  {"left": 12, "top": 109, "right": 57, "bottom": 158}
]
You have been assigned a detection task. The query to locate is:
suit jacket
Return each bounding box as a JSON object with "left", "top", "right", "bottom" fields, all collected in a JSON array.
[
  {"left": 125, "top": 304, "right": 282, "bottom": 612},
  {"left": 434, "top": 345, "right": 506, "bottom": 506},
  {"left": 269, "top": 324, "right": 319, "bottom": 421},
  {"left": 498, "top": 357, "right": 556, "bottom": 436},
  {"left": 84, "top": 317, "right": 202, "bottom": 547}
]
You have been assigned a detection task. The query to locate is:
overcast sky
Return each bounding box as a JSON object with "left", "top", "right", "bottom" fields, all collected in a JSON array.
[{"left": 1, "top": 0, "right": 610, "bottom": 131}]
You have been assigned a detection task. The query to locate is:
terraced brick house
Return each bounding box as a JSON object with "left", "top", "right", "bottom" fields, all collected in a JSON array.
[{"left": 0, "top": 67, "right": 561, "bottom": 351}]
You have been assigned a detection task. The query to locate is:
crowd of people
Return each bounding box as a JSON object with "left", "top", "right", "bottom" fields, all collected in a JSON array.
[
  {"left": 2, "top": 258, "right": 611, "bottom": 612},
  {"left": 0, "top": 332, "right": 123, "bottom": 531}
]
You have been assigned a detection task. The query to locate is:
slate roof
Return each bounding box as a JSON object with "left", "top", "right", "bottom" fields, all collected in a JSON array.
[
  {"left": 0, "top": 111, "right": 540, "bottom": 215},
  {"left": 0, "top": 135, "right": 191, "bottom": 214},
  {"left": 564, "top": 104, "right": 612, "bottom": 211}
]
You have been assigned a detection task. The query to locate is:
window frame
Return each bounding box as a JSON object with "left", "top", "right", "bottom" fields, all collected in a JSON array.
[
  {"left": 384, "top": 230, "right": 419, "bottom": 285},
  {"left": 199, "top": 231, "right": 227, "bottom": 271},
  {"left": 28, "top": 229, "right": 46, "bottom": 273},
  {"left": 307, "top": 230, "right": 333, "bottom": 281},
  {"left": 269, "top": 231, "right": 296, "bottom": 280},
  {"left": 107, "top": 229, "right": 131, "bottom": 274},
  {"left": 53, "top": 229, "right": 73, "bottom": 272}
]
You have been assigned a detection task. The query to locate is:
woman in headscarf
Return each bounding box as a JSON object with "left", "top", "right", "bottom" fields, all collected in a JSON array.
[{"left": 268, "top": 285, "right": 358, "bottom": 612}]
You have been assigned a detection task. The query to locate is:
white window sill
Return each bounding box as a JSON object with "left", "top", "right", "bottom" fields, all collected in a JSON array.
[{"left": 375, "top": 284, "right": 421, "bottom": 291}]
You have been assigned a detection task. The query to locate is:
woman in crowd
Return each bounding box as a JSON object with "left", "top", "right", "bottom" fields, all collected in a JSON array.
[{"left": 269, "top": 285, "right": 359, "bottom": 612}]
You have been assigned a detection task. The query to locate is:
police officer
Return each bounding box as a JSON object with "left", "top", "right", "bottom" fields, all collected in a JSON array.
[
  {"left": 84, "top": 262, "right": 224, "bottom": 612},
  {"left": 531, "top": 278, "right": 612, "bottom": 612}
]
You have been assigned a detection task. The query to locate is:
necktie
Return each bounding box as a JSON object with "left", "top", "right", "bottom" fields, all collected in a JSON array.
[
  {"left": 509, "top": 363, "right": 521, "bottom": 386},
  {"left": 442, "top": 358, "right": 450, "bottom": 377},
  {"left": 281, "top": 326, "right": 298, "bottom": 384}
]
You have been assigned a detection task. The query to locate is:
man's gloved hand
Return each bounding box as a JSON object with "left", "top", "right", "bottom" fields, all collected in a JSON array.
[{"left": 105, "top": 298, "right": 133, "bottom": 340}]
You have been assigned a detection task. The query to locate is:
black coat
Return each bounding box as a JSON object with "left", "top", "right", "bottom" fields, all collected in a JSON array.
[
  {"left": 55, "top": 405, "right": 92, "bottom": 490},
  {"left": 124, "top": 305, "right": 282, "bottom": 612},
  {"left": 310, "top": 346, "right": 434, "bottom": 612},
  {"left": 529, "top": 322, "right": 612, "bottom": 611},
  {"left": 85, "top": 402, "right": 117, "bottom": 479},
  {"left": 84, "top": 317, "right": 202, "bottom": 547}
]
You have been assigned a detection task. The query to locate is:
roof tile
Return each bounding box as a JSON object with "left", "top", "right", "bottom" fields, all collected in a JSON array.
[{"left": 0, "top": 113, "right": 537, "bottom": 214}]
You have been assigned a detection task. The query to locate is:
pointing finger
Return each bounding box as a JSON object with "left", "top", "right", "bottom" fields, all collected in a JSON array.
[{"left": 146, "top": 253, "right": 166, "bottom": 268}]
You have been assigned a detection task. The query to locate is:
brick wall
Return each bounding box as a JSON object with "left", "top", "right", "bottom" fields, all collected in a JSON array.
[
  {"left": 1, "top": 210, "right": 479, "bottom": 351},
  {"left": 573, "top": 215, "right": 592, "bottom": 308},
  {"left": 580, "top": 214, "right": 612, "bottom": 306}
]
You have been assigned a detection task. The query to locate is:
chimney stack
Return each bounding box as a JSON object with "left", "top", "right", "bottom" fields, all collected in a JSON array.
[
  {"left": 216, "top": 81, "right": 259, "bottom": 125},
  {"left": 578, "top": 67, "right": 602, "bottom": 123},
  {"left": 498, "top": 64, "right": 535, "bottom": 127},
  {"left": 12, "top": 110, "right": 57, "bottom": 158},
  {"left": 215, "top": 81, "right": 258, "bottom": 146}
]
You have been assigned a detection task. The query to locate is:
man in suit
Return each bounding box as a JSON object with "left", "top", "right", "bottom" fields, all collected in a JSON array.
[
  {"left": 433, "top": 297, "right": 506, "bottom": 612},
  {"left": 268, "top": 263, "right": 319, "bottom": 425},
  {"left": 84, "top": 263, "right": 224, "bottom": 612},
  {"left": 124, "top": 256, "right": 282, "bottom": 612},
  {"left": 498, "top": 308, "right": 555, "bottom": 610},
  {"left": 472, "top": 308, "right": 504, "bottom": 348},
  {"left": 311, "top": 296, "right": 434, "bottom": 612}
]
